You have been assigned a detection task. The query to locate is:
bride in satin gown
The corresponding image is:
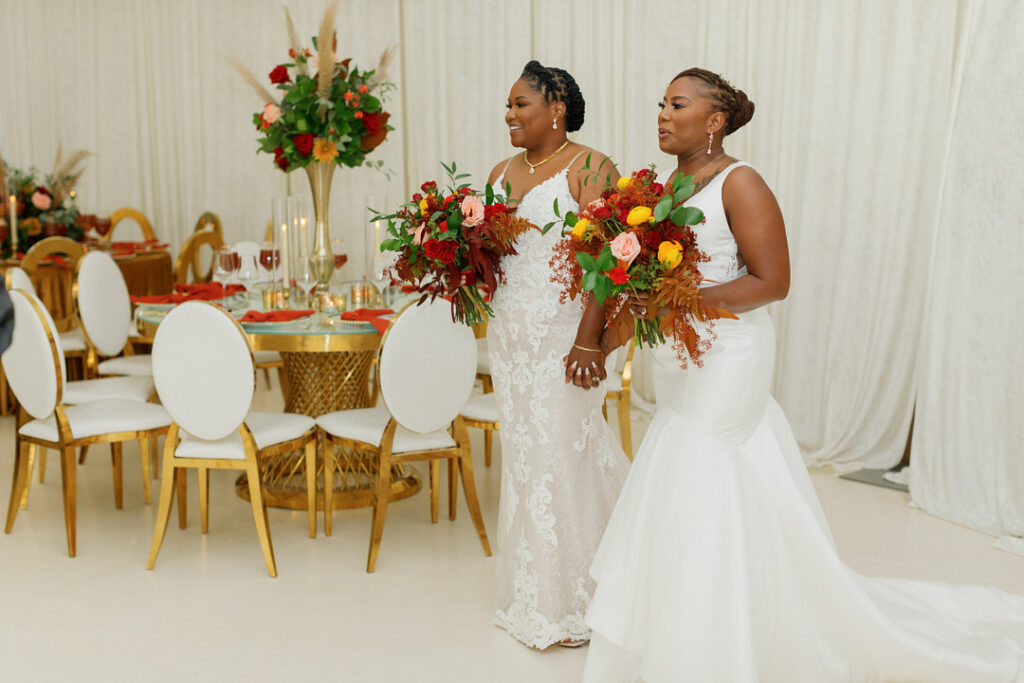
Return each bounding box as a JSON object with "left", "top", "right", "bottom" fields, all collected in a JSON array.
[{"left": 583, "top": 68, "right": 1024, "bottom": 682}]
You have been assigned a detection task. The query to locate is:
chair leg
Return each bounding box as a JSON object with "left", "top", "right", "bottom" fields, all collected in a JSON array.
[
  {"left": 447, "top": 458, "right": 457, "bottom": 521},
  {"left": 5, "top": 441, "right": 31, "bottom": 533},
  {"left": 110, "top": 442, "right": 124, "bottom": 510},
  {"left": 198, "top": 468, "right": 209, "bottom": 534},
  {"left": 454, "top": 420, "right": 491, "bottom": 556},
  {"left": 59, "top": 447, "right": 78, "bottom": 557},
  {"left": 304, "top": 440, "right": 316, "bottom": 539},
  {"left": 78, "top": 445, "right": 89, "bottom": 465},
  {"left": 175, "top": 469, "right": 187, "bottom": 529},
  {"left": 366, "top": 454, "right": 393, "bottom": 573},
  {"left": 19, "top": 444, "right": 36, "bottom": 510},
  {"left": 138, "top": 436, "right": 152, "bottom": 504},
  {"left": 262, "top": 367, "right": 271, "bottom": 387},
  {"left": 429, "top": 460, "right": 440, "bottom": 523},
  {"left": 150, "top": 437, "right": 159, "bottom": 479},
  {"left": 617, "top": 391, "right": 632, "bottom": 460},
  {"left": 38, "top": 448, "right": 46, "bottom": 483},
  {"left": 484, "top": 430, "right": 493, "bottom": 468},
  {"left": 323, "top": 443, "right": 335, "bottom": 537},
  {"left": 245, "top": 461, "right": 277, "bottom": 577},
  {"left": 147, "top": 449, "right": 177, "bottom": 570}
]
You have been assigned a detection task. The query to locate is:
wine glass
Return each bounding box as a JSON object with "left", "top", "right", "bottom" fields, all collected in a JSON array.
[
  {"left": 259, "top": 241, "right": 279, "bottom": 284},
  {"left": 235, "top": 253, "right": 260, "bottom": 307},
  {"left": 213, "top": 247, "right": 237, "bottom": 286}
]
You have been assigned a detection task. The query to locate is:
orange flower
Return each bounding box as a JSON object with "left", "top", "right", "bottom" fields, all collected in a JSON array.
[
  {"left": 312, "top": 138, "right": 338, "bottom": 163},
  {"left": 22, "top": 217, "right": 42, "bottom": 236}
]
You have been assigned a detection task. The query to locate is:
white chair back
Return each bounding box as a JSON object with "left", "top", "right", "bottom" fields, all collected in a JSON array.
[
  {"left": 151, "top": 301, "right": 255, "bottom": 441},
  {"left": 5, "top": 267, "right": 36, "bottom": 297},
  {"left": 379, "top": 299, "right": 477, "bottom": 434},
  {"left": 1, "top": 289, "right": 63, "bottom": 419},
  {"left": 76, "top": 251, "right": 131, "bottom": 356}
]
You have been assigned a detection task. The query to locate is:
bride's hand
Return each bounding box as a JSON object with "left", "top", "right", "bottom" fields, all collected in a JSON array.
[
  {"left": 563, "top": 344, "right": 606, "bottom": 390},
  {"left": 628, "top": 292, "right": 659, "bottom": 321}
]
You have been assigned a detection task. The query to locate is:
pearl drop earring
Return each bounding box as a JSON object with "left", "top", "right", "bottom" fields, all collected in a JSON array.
[
  {"left": 553, "top": 119, "right": 558, "bottom": 130},
  {"left": 707, "top": 132, "right": 714, "bottom": 154}
]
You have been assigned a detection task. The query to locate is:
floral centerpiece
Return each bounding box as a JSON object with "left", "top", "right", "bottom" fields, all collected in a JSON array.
[
  {"left": 549, "top": 167, "right": 735, "bottom": 366},
  {"left": 1, "top": 146, "right": 91, "bottom": 258},
  {"left": 232, "top": 1, "right": 395, "bottom": 290},
  {"left": 378, "top": 162, "right": 537, "bottom": 326}
]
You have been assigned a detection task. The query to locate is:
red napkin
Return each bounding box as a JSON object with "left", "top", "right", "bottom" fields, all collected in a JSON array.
[
  {"left": 238, "top": 309, "right": 314, "bottom": 323},
  {"left": 130, "top": 282, "right": 245, "bottom": 305},
  {"left": 341, "top": 308, "right": 394, "bottom": 334},
  {"left": 400, "top": 284, "right": 417, "bottom": 294}
]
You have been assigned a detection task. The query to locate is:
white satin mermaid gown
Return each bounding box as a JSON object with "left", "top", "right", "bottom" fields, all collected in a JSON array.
[
  {"left": 488, "top": 154, "right": 631, "bottom": 649},
  {"left": 583, "top": 162, "right": 1024, "bottom": 682}
]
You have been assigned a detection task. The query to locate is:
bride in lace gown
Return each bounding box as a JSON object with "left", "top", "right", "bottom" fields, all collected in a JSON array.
[
  {"left": 583, "top": 69, "right": 1024, "bottom": 682},
  {"left": 485, "top": 61, "right": 631, "bottom": 649}
]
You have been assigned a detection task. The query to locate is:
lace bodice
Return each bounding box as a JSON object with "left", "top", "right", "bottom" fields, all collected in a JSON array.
[{"left": 658, "top": 162, "right": 750, "bottom": 284}]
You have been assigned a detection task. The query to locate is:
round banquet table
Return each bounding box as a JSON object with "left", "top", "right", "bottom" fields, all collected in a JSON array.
[{"left": 136, "top": 301, "right": 422, "bottom": 511}]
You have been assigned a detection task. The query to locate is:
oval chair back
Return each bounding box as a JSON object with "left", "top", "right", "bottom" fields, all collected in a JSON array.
[
  {"left": 1, "top": 290, "right": 63, "bottom": 419},
  {"left": 378, "top": 299, "right": 477, "bottom": 434},
  {"left": 174, "top": 230, "right": 224, "bottom": 285},
  {"left": 193, "top": 211, "right": 223, "bottom": 237},
  {"left": 5, "top": 267, "right": 36, "bottom": 297},
  {"left": 74, "top": 251, "right": 131, "bottom": 357},
  {"left": 151, "top": 301, "right": 255, "bottom": 441},
  {"left": 107, "top": 208, "right": 156, "bottom": 242},
  {"left": 21, "top": 237, "right": 86, "bottom": 333}
]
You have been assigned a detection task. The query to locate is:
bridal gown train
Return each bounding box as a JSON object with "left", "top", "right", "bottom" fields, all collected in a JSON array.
[
  {"left": 488, "top": 154, "right": 630, "bottom": 648},
  {"left": 583, "top": 162, "right": 1024, "bottom": 682}
]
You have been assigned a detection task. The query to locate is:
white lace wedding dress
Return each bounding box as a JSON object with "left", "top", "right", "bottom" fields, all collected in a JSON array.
[
  {"left": 583, "top": 162, "right": 1024, "bottom": 682},
  {"left": 488, "top": 155, "right": 630, "bottom": 649}
]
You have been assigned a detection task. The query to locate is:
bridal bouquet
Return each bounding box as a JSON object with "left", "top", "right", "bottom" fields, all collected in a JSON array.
[
  {"left": 378, "top": 162, "right": 537, "bottom": 326},
  {"left": 550, "top": 167, "right": 734, "bottom": 365},
  {"left": 232, "top": 3, "right": 394, "bottom": 173}
]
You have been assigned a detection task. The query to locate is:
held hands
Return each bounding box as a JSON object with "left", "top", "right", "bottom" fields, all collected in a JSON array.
[{"left": 563, "top": 342, "right": 607, "bottom": 390}]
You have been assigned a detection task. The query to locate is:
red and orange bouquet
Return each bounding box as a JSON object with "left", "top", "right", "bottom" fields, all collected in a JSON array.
[
  {"left": 550, "top": 168, "right": 734, "bottom": 366},
  {"left": 378, "top": 162, "right": 537, "bottom": 326}
]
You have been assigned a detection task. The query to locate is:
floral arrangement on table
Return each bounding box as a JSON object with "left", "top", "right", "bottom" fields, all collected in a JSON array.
[
  {"left": 231, "top": 2, "right": 395, "bottom": 173},
  {"left": 378, "top": 162, "right": 537, "bottom": 326},
  {"left": 0, "top": 146, "right": 92, "bottom": 258},
  {"left": 549, "top": 167, "right": 735, "bottom": 366}
]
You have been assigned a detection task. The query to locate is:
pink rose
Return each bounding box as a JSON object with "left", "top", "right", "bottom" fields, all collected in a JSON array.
[
  {"left": 263, "top": 102, "right": 281, "bottom": 124},
  {"left": 609, "top": 232, "right": 641, "bottom": 266},
  {"left": 460, "top": 195, "right": 485, "bottom": 227},
  {"left": 31, "top": 190, "right": 52, "bottom": 211}
]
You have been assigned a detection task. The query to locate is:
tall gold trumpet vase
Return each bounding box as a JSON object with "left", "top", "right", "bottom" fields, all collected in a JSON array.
[{"left": 305, "top": 161, "right": 336, "bottom": 293}]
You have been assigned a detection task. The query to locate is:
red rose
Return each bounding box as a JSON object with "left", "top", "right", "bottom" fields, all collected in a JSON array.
[
  {"left": 412, "top": 193, "right": 423, "bottom": 203},
  {"left": 593, "top": 206, "right": 613, "bottom": 221},
  {"left": 293, "top": 133, "right": 314, "bottom": 157},
  {"left": 484, "top": 203, "right": 507, "bottom": 219},
  {"left": 635, "top": 168, "right": 652, "bottom": 181},
  {"left": 618, "top": 208, "right": 632, "bottom": 224},
  {"left": 269, "top": 65, "right": 290, "bottom": 84},
  {"left": 457, "top": 186, "right": 471, "bottom": 196},
  {"left": 650, "top": 182, "right": 664, "bottom": 195},
  {"left": 362, "top": 112, "right": 382, "bottom": 137},
  {"left": 420, "top": 180, "right": 437, "bottom": 194},
  {"left": 607, "top": 267, "right": 631, "bottom": 285},
  {"left": 423, "top": 239, "right": 458, "bottom": 264}
]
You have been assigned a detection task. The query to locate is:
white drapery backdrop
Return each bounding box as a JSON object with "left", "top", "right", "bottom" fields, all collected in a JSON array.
[{"left": 2, "top": 0, "right": 1020, "bottom": 539}]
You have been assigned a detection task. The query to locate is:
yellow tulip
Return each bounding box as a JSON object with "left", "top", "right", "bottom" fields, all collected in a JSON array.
[
  {"left": 571, "top": 218, "right": 591, "bottom": 239},
  {"left": 626, "top": 206, "right": 653, "bottom": 226},
  {"left": 657, "top": 240, "right": 683, "bottom": 269},
  {"left": 616, "top": 176, "right": 633, "bottom": 191},
  {"left": 419, "top": 199, "right": 429, "bottom": 216}
]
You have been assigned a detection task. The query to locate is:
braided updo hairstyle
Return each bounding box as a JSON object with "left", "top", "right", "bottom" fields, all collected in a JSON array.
[
  {"left": 520, "top": 60, "right": 586, "bottom": 133},
  {"left": 673, "top": 68, "right": 755, "bottom": 136}
]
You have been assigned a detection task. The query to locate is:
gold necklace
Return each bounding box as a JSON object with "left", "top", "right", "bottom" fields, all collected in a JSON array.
[
  {"left": 523, "top": 140, "right": 569, "bottom": 174},
  {"left": 680, "top": 151, "right": 726, "bottom": 181}
]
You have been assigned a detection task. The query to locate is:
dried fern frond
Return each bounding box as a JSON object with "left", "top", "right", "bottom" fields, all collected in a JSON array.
[
  {"left": 491, "top": 212, "right": 536, "bottom": 248},
  {"left": 228, "top": 52, "right": 278, "bottom": 104},
  {"left": 316, "top": 0, "right": 338, "bottom": 96},
  {"left": 50, "top": 146, "right": 90, "bottom": 206},
  {"left": 367, "top": 45, "right": 397, "bottom": 89},
  {"left": 283, "top": 6, "right": 308, "bottom": 77}
]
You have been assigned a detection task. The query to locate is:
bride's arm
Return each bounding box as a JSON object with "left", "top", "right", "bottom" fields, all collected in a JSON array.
[{"left": 701, "top": 166, "right": 789, "bottom": 313}]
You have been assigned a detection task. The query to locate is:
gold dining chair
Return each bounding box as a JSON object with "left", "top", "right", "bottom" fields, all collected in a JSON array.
[
  {"left": 107, "top": 208, "right": 156, "bottom": 242},
  {"left": 174, "top": 230, "right": 224, "bottom": 285},
  {"left": 603, "top": 344, "right": 636, "bottom": 460},
  {"left": 317, "top": 299, "right": 490, "bottom": 572},
  {"left": 3, "top": 290, "right": 172, "bottom": 556}
]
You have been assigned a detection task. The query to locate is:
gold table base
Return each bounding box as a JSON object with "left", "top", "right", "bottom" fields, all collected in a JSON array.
[{"left": 237, "top": 350, "right": 422, "bottom": 510}]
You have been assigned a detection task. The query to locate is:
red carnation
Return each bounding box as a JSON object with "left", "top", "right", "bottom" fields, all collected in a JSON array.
[
  {"left": 607, "top": 267, "right": 631, "bottom": 285},
  {"left": 593, "top": 206, "right": 613, "bottom": 221},
  {"left": 484, "top": 203, "right": 507, "bottom": 219},
  {"left": 442, "top": 195, "right": 457, "bottom": 209},
  {"left": 269, "top": 65, "right": 290, "bottom": 84},
  {"left": 412, "top": 193, "right": 423, "bottom": 203},
  {"left": 650, "top": 182, "right": 665, "bottom": 195},
  {"left": 293, "top": 133, "right": 315, "bottom": 157},
  {"left": 421, "top": 180, "right": 438, "bottom": 194},
  {"left": 363, "top": 112, "right": 382, "bottom": 137}
]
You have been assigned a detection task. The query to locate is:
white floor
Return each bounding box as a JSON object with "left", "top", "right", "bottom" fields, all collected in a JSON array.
[{"left": 0, "top": 379, "right": 1021, "bottom": 683}]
